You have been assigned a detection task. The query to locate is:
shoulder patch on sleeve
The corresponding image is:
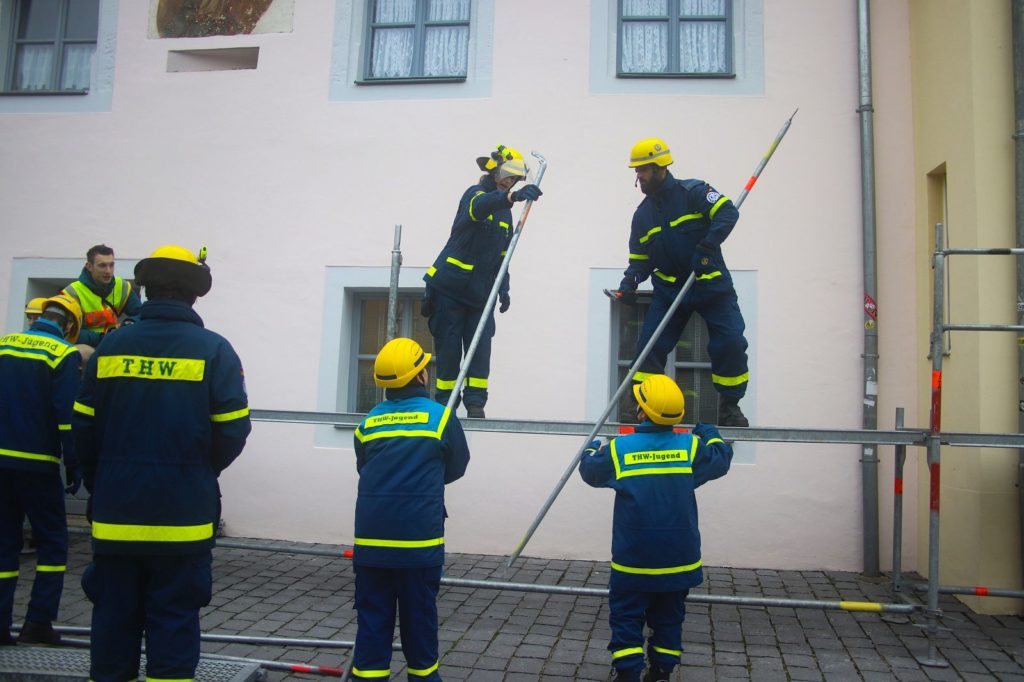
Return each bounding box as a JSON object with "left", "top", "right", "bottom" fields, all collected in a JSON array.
[{"left": 706, "top": 189, "right": 722, "bottom": 204}]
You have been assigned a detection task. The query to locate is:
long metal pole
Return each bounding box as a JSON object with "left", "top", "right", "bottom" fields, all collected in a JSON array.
[
  {"left": 385, "top": 225, "right": 402, "bottom": 342},
  {"left": 507, "top": 111, "right": 798, "bottom": 566},
  {"left": 891, "top": 407, "right": 906, "bottom": 596},
  {"left": 916, "top": 222, "right": 948, "bottom": 668},
  {"left": 445, "top": 152, "right": 548, "bottom": 413},
  {"left": 857, "top": 0, "right": 881, "bottom": 578},
  {"left": 1012, "top": 0, "right": 1024, "bottom": 596}
]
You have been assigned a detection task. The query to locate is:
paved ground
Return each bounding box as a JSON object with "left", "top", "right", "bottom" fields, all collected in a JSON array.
[{"left": 9, "top": 532, "right": 1024, "bottom": 681}]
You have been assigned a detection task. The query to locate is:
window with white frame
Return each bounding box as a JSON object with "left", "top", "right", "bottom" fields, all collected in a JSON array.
[
  {"left": 611, "top": 294, "right": 718, "bottom": 424},
  {"left": 349, "top": 291, "right": 436, "bottom": 412},
  {"left": 362, "top": 0, "right": 470, "bottom": 82},
  {"left": 2, "top": 0, "right": 99, "bottom": 93},
  {"left": 618, "top": 0, "right": 733, "bottom": 77}
]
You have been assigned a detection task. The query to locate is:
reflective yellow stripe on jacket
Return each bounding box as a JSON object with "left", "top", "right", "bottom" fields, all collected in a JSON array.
[
  {"left": 92, "top": 521, "right": 214, "bottom": 543},
  {"left": 354, "top": 409, "right": 451, "bottom": 444},
  {"left": 611, "top": 558, "right": 703, "bottom": 575}
]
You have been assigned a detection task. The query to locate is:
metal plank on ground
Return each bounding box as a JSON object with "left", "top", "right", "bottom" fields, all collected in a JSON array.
[{"left": 0, "top": 647, "right": 261, "bottom": 682}]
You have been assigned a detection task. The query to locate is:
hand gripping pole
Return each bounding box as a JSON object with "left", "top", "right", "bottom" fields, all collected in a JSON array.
[
  {"left": 445, "top": 152, "right": 549, "bottom": 413},
  {"left": 506, "top": 111, "right": 798, "bottom": 567}
]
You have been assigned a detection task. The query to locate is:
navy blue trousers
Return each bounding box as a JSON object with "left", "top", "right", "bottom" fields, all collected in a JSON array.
[
  {"left": 353, "top": 564, "right": 442, "bottom": 681},
  {"left": 636, "top": 281, "right": 749, "bottom": 400},
  {"left": 0, "top": 470, "right": 68, "bottom": 633},
  {"left": 82, "top": 552, "right": 212, "bottom": 682},
  {"left": 608, "top": 588, "right": 688, "bottom": 677},
  {"left": 427, "top": 291, "right": 494, "bottom": 409}
]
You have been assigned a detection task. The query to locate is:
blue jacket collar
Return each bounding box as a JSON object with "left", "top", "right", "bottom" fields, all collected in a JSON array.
[
  {"left": 636, "top": 420, "right": 673, "bottom": 433},
  {"left": 30, "top": 318, "right": 66, "bottom": 339},
  {"left": 384, "top": 385, "right": 429, "bottom": 401},
  {"left": 651, "top": 170, "right": 676, "bottom": 199},
  {"left": 139, "top": 299, "right": 204, "bottom": 327}
]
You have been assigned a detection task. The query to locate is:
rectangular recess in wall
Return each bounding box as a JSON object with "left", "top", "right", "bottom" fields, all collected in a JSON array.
[{"left": 167, "top": 47, "right": 259, "bottom": 73}]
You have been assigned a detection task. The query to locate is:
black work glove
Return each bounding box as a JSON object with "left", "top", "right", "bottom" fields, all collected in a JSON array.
[
  {"left": 64, "top": 464, "right": 82, "bottom": 495},
  {"left": 510, "top": 184, "right": 543, "bottom": 203},
  {"left": 420, "top": 290, "right": 434, "bottom": 318},
  {"left": 616, "top": 274, "right": 639, "bottom": 305},
  {"left": 499, "top": 292, "right": 510, "bottom": 313},
  {"left": 692, "top": 422, "right": 722, "bottom": 442},
  {"left": 691, "top": 242, "right": 718, "bottom": 274}
]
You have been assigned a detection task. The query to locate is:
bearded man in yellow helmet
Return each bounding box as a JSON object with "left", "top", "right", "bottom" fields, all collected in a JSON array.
[
  {"left": 422, "top": 144, "right": 543, "bottom": 418},
  {"left": 73, "top": 245, "right": 250, "bottom": 682},
  {"left": 0, "top": 295, "right": 82, "bottom": 646},
  {"left": 579, "top": 374, "right": 732, "bottom": 682},
  {"left": 617, "top": 138, "right": 750, "bottom": 427},
  {"left": 351, "top": 338, "right": 470, "bottom": 681}
]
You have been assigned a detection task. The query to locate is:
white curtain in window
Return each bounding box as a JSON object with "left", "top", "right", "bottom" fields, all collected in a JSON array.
[
  {"left": 13, "top": 45, "right": 54, "bottom": 90},
  {"left": 680, "top": 0, "right": 725, "bottom": 16},
  {"left": 424, "top": 26, "right": 467, "bottom": 76},
  {"left": 374, "top": 0, "right": 416, "bottom": 23},
  {"left": 371, "top": 27, "right": 414, "bottom": 77},
  {"left": 427, "top": 0, "right": 469, "bottom": 21},
  {"left": 622, "top": 0, "right": 667, "bottom": 17},
  {"left": 621, "top": 22, "right": 667, "bottom": 73},
  {"left": 61, "top": 44, "right": 94, "bottom": 90},
  {"left": 680, "top": 21, "right": 726, "bottom": 73}
]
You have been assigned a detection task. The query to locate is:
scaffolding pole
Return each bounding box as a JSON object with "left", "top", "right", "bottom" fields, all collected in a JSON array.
[{"left": 385, "top": 224, "right": 402, "bottom": 342}]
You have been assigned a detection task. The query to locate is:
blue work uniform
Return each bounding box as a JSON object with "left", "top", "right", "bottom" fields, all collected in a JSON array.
[
  {"left": 352, "top": 385, "right": 470, "bottom": 681},
  {"left": 0, "top": 319, "right": 79, "bottom": 639},
  {"left": 73, "top": 299, "right": 250, "bottom": 682},
  {"left": 579, "top": 422, "right": 732, "bottom": 678},
  {"left": 626, "top": 172, "right": 749, "bottom": 400},
  {"left": 423, "top": 175, "right": 514, "bottom": 410}
]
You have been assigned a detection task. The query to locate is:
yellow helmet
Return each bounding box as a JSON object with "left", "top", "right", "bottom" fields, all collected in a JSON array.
[
  {"left": 134, "top": 245, "right": 212, "bottom": 297},
  {"left": 478, "top": 144, "right": 524, "bottom": 172},
  {"left": 633, "top": 374, "right": 685, "bottom": 425},
  {"left": 42, "top": 294, "right": 83, "bottom": 344},
  {"left": 628, "top": 138, "right": 673, "bottom": 168},
  {"left": 496, "top": 158, "right": 528, "bottom": 181},
  {"left": 374, "top": 338, "right": 431, "bottom": 388},
  {"left": 24, "top": 297, "right": 48, "bottom": 316}
]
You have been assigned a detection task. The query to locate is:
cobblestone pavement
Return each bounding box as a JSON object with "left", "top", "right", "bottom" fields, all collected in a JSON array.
[{"left": 10, "top": 533, "right": 1024, "bottom": 680}]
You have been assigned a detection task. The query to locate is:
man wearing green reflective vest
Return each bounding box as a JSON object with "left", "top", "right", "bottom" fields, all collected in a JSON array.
[
  {"left": 61, "top": 244, "right": 142, "bottom": 349},
  {"left": 0, "top": 295, "right": 83, "bottom": 646},
  {"left": 73, "top": 245, "right": 250, "bottom": 682},
  {"left": 352, "top": 337, "right": 470, "bottom": 681},
  {"left": 579, "top": 374, "right": 732, "bottom": 682}
]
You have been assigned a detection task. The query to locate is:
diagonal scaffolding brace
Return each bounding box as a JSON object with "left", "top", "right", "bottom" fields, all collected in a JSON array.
[
  {"left": 507, "top": 111, "right": 798, "bottom": 566},
  {"left": 445, "top": 151, "right": 549, "bottom": 413}
]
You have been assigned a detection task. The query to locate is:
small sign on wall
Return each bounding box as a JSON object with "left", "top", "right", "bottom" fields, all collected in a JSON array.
[{"left": 149, "top": 0, "right": 295, "bottom": 38}]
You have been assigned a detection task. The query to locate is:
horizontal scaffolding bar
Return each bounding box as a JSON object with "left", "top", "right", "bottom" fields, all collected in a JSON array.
[
  {"left": 941, "top": 247, "right": 1024, "bottom": 256},
  {"left": 943, "top": 323, "right": 1024, "bottom": 332},
  {"left": 906, "top": 581, "right": 1024, "bottom": 599},
  {"left": 250, "top": 409, "right": 1024, "bottom": 448}
]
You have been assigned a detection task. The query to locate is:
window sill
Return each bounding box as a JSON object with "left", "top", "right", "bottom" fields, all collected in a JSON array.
[
  {"left": 616, "top": 72, "right": 736, "bottom": 80},
  {"left": 0, "top": 89, "right": 90, "bottom": 96},
  {"left": 355, "top": 76, "right": 467, "bottom": 86}
]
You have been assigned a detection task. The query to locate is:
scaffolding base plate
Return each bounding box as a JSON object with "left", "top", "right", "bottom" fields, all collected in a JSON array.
[{"left": 0, "top": 646, "right": 262, "bottom": 681}]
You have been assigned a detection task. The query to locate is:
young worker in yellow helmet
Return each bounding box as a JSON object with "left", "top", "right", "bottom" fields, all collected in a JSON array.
[
  {"left": 421, "top": 144, "right": 543, "bottom": 418},
  {"left": 579, "top": 374, "right": 732, "bottom": 682},
  {"left": 616, "top": 138, "right": 750, "bottom": 427},
  {"left": 351, "top": 337, "right": 471, "bottom": 680},
  {"left": 0, "top": 295, "right": 82, "bottom": 646}
]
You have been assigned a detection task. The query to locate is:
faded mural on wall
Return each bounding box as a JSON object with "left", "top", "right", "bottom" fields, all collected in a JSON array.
[{"left": 150, "top": 0, "right": 294, "bottom": 38}]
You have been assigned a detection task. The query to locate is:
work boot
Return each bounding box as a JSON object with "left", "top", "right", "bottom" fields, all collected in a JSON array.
[
  {"left": 717, "top": 397, "right": 749, "bottom": 427},
  {"left": 466, "top": 405, "right": 486, "bottom": 419},
  {"left": 0, "top": 631, "right": 14, "bottom": 646},
  {"left": 17, "top": 621, "right": 61, "bottom": 646},
  {"left": 612, "top": 670, "right": 641, "bottom": 682},
  {"left": 643, "top": 665, "right": 671, "bottom": 682}
]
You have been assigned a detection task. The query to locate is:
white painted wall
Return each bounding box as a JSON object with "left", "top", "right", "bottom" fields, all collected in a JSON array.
[{"left": 0, "top": 1, "right": 917, "bottom": 572}]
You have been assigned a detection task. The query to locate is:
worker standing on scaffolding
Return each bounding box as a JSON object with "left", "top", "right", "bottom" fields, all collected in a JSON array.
[
  {"left": 579, "top": 374, "right": 732, "bottom": 682},
  {"left": 352, "top": 338, "right": 470, "bottom": 681},
  {"left": 74, "top": 245, "right": 250, "bottom": 682},
  {"left": 421, "top": 144, "right": 542, "bottom": 418},
  {"left": 615, "top": 138, "right": 750, "bottom": 427}
]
